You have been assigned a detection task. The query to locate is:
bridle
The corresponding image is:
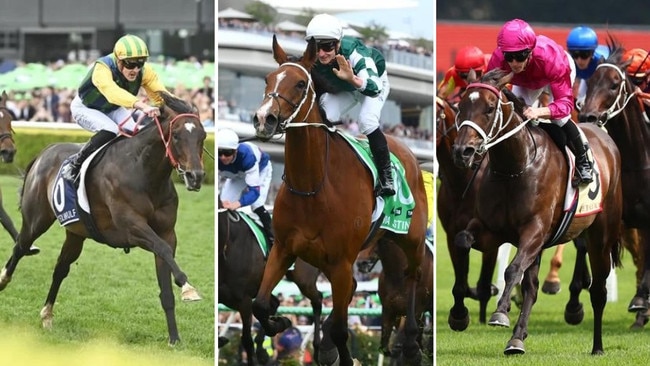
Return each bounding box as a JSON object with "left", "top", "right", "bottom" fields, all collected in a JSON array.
[
  {"left": 436, "top": 97, "right": 457, "bottom": 143},
  {"left": 264, "top": 61, "right": 336, "bottom": 197},
  {"left": 456, "top": 83, "right": 530, "bottom": 155},
  {"left": 152, "top": 112, "right": 202, "bottom": 175},
  {"left": 592, "top": 63, "right": 636, "bottom": 126},
  {"left": 0, "top": 107, "right": 15, "bottom": 145}
]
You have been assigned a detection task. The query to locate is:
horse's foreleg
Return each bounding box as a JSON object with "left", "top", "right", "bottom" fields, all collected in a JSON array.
[
  {"left": 319, "top": 263, "right": 356, "bottom": 366},
  {"left": 587, "top": 240, "right": 613, "bottom": 355},
  {"left": 449, "top": 231, "right": 471, "bottom": 331},
  {"left": 505, "top": 261, "right": 540, "bottom": 355},
  {"left": 628, "top": 228, "right": 650, "bottom": 313},
  {"left": 292, "top": 262, "right": 322, "bottom": 365},
  {"left": 41, "top": 233, "right": 84, "bottom": 329},
  {"left": 542, "top": 243, "right": 565, "bottom": 295},
  {"left": 476, "top": 249, "right": 499, "bottom": 324},
  {"left": 0, "top": 204, "right": 18, "bottom": 242},
  {"left": 151, "top": 253, "right": 182, "bottom": 345},
  {"left": 252, "top": 240, "right": 295, "bottom": 338}
]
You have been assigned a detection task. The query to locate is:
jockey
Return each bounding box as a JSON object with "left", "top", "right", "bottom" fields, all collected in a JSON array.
[
  {"left": 62, "top": 34, "right": 169, "bottom": 182},
  {"left": 623, "top": 48, "right": 650, "bottom": 121},
  {"left": 566, "top": 26, "right": 609, "bottom": 106},
  {"left": 437, "top": 46, "right": 488, "bottom": 103},
  {"left": 487, "top": 19, "right": 593, "bottom": 186},
  {"left": 305, "top": 13, "right": 395, "bottom": 197},
  {"left": 217, "top": 128, "right": 275, "bottom": 248}
]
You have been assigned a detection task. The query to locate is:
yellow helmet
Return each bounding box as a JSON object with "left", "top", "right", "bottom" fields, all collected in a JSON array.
[{"left": 113, "top": 34, "right": 149, "bottom": 60}]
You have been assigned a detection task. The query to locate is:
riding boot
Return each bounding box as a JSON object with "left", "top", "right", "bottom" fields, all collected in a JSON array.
[
  {"left": 367, "top": 128, "right": 396, "bottom": 197},
  {"left": 561, "top": 121, "right": 593, "bottom": 186},
  {"left": 61, "top": 130, "right": 116, "bottom": 182},
  {"left": 253, "top": 206, "right": 274, "bottom": 253}
]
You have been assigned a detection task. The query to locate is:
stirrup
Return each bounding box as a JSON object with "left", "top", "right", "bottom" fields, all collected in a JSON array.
[
  {"left": 376, "top": 181, "right": 396, "bottom": 197},
  {"left": 61, "top": 164, "right": 79, "bottom": 182}
]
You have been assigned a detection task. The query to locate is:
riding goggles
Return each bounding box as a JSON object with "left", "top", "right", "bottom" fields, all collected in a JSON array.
[
  {"left": 317, "top": 40, "right": 338, "bottom": 52},
  {"left": 459, "top": 70, "right": 483, "bottom": 80},
  {"left": 503, "top": 49, "right": 531, "bottom": 63},
  {"left": 122, "top": 59, "right": 146, "bottom": 70},
  {"left": 218, "top": 149, "right": 236, "bottom": 157},
  {"left": 569, "top": 50, "right": 594, "bottom": 60}
]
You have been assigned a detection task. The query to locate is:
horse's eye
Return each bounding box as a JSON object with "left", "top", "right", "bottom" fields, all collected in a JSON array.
[
  {"left": 486, "top": 106, "right": 495, "bottom": 115},
  {"left": 297, "top": 80, "right": 306, "bottom": 89},
  {"left": 611, "top": 83, "right": 619, "bottom": 91}
]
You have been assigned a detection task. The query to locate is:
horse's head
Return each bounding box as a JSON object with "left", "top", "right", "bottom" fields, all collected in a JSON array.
[
  {"left": 158, "top": 92, "right": 207, "bottom": 191},
  {"left": 253, "top": 35, "right": 318, "bottom": 141},
  {"left": 452, "top": 69, "right": 514, "bottom": 169},
  {"left": 0, "top": 91, "right": 16, "bottom": 163},
  {"left": 579, "top": 37, "right": 633, "bottom": 126}
]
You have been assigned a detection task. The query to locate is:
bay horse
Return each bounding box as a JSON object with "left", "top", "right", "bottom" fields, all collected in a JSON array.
[
  {"left": 436, "top": 95, "right": 501, "bottom": 329},
  {"left": 218, "top": 207, "right": 323, "bottom": 365},
  {"left": 0, "top": 91, "right": 20, "bottom": 245},
  {"left": 0, "top": 91, "right": 206, "bottom": 345},
  {"left": 452, "top": 69, "right": 623, "bottom": 355},
  {"left": 250, "top": 36, "right": 429, "bottom": 366},
  {"left": 579, "top": 39, "right": 650, "bottom": 328}
]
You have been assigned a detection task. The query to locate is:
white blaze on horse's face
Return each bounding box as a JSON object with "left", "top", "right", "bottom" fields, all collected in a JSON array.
[
  {"left": 184, "top": 122, "right": 196, "bottom": 133},
  {"left": 469, "top": 91, "right": 480, "bottom": 103},
  {"left": 255, "top": 70, "right": 288, "bottom": 122}
]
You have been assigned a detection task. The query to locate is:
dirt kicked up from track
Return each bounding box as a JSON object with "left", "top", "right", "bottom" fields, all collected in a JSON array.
[{"left": 2, "top": 324, "right": 212, "bottom": 366}]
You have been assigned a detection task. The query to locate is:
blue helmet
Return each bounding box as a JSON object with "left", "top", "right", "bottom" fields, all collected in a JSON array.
[{"left": 566, "top": 26, "right": 598, "bottom": 51}]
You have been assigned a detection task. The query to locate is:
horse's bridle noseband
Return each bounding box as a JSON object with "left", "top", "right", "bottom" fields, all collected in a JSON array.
[
  {"left": 263, "top": 62, "right": 317, "bottom": 131},
  {"left": 593, "top": 63, "right": 636, "bottom": 126},
  {"left": 153, "top": 113, "right": 201, "bottom": 174}
]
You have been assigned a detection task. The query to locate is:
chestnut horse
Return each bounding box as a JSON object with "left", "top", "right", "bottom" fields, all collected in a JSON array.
[
  {"left": 218, "top": 207, "right": 322, "bottom": 365},
  {"left": 579, "top": 39, "right": 650, "bottom": 328},
  {"left": 251, "top": 36, "right": 429, "bottom": 366},
  {"left": 0, "top": 91, "right": 21, "bottom": 246},
  {"left": 0, "top": 92, "right": 206, "bottom": 345},
  {"left": 452, "top": 69, "right": 622, "bottom": 355}
]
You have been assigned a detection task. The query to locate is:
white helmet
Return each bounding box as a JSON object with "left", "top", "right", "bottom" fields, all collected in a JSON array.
[
  {"left": 217, "top": 128, "right": 239, "bottom": 150},
  {"left": 305, "top": 14, "right": 342, "bottom": 41}
]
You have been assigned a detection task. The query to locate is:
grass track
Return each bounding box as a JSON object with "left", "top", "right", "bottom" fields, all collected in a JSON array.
[
  {"left": 435, "top": 208, "right": 649, "bottom": 365},
  {"left": 0, "top": 174, "right": 214, "bottom": 365}
]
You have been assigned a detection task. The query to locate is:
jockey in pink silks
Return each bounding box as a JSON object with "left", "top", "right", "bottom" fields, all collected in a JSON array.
[{"left": 487, "top": 18, "right": 593, "bottom": 186}]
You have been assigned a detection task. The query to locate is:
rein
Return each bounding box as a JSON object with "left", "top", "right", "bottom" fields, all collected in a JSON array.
[
  {"left": 595, "top": 63, "right": 636, "bottom": 125},
  {"left": 152, "top": 112, "right": 201, "bottom": 174}
]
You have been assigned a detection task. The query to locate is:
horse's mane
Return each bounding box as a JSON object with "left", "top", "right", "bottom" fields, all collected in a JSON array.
[
  {"left": 286, "top": 54, "right": 339, "bottom": 99},
  {"left": 605, "top": 33, "right": 625, "bottom": 65},
  {"left": 158, "top": 91, "right": 196, "bottom": 115},
  {"left": 479, "top": 69, "right": 528, "bottom": 117}
]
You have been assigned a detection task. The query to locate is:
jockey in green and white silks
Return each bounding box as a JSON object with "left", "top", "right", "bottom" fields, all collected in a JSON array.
[{"left": 305, "top": 13, "right": 395, "bottom": 197}]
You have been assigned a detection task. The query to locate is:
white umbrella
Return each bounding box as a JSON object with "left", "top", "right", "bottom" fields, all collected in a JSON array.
[
  {"left": 276, "top": 20, "right": 307, "bottom": 33},
  {"left": 217, "top": 7, "right": 256, "bottom": 21}
]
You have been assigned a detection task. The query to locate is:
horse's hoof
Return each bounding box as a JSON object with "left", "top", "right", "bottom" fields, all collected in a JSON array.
[
  {"left": 318, "top": 347, "right": 339, "bottom": 366},
  {"left": 26, "top": 245, "right": 41, "bottom": 256},
  {"left": 0, "top": 267, "right": 10, "bottom": 291},
  {"left": 218, "top": 336, "right": 229, "bottom": 348},
  {"left": 40, "top": 306, "right": 53, "bottom": 329},
  {"left": 448, "top": 309, "right": 470, "bottom": 331},
  {"left": 181, "top": 283, "right": 202, "bottom": 301},
  {"left": 352, "top": 358, "right": 362, "bottom": 366},
  {"left": 488, "top": 312, "right": 510, "bottom": 327},
  {"left": 168, "top": 337, "right": 181, "bottom": 347},
  {"left": 504, "top": 339, "right": 525, "bottom": 355},
  {"left": 627, "top": 296, "right": 648, "bottom": 313},
  {"left": 541, "top": 280, "right": 560, "bottom": 294},
  {"left": 564, "top": 302, "right": 584, "bottom": 325}
]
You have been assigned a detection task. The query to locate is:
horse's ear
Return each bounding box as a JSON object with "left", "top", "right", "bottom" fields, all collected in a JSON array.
[
  {"left": 302, "top": 37, "right": 318, "bottom": 69},
  {"left": 272, "top": 34, "right": 288, "bottom": 65},
  {"left": 467, "top": 69, "right": 478, "bottom": 83},
  {"left": 497, "top": 72, "right": 514, "bottom": 89}
]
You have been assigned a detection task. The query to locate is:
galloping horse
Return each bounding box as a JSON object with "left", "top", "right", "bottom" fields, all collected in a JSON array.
[
  {"left": 251, "top": 36, "right": 429, "bottom": 366},
  {"left": 218, "top": 207, "right": 322, "bottom": 365},
  {"left": 579, "top": 39, "right": 650, "bottom": 328},
  {"left": 436, "top": 96, "right": 501, "bottom": 329},
  {"left": 452, "top": 69, "right": 622, "bottom": 355},
  {"left": 0, "top": 91, "right": 21, "bottom": 245},
  {"left": 0, "top": 92, "right": 206, "bottom": 344}
]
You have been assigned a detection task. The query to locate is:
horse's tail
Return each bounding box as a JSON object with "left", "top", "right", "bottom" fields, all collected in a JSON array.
[{"left": 18, "top": 158, "right": 38, "bottom": 210}]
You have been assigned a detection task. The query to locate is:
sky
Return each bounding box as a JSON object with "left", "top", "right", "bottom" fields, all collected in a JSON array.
[{"left": 336, "top": 0, "right": 434, "bottom": 40}]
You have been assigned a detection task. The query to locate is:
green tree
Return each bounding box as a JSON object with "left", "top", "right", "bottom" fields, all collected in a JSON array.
[
  {"left": 245, "top": 1, "right": 276, "bottom": 26},
  {"left": 356, "top": 22, "right": 389, "bottom": 43}
]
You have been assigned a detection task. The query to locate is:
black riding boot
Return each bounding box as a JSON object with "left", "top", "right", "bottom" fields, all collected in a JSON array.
[
  {"left": 562, "top": 121, "right": 593, "bottom": 186},
  {"left": 253, "top": 206, "right": 274, "bottom": 253},
  {"left": 61, "top": 130, "right": 116, "bottom": 182},
  {"left": 367, "top": 129, "right": 395, "bottom": 197}
]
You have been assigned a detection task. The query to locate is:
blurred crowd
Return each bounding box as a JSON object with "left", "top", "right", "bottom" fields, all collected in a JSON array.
[{"left": 1, "top": 58, "right": 215, "bottom": 128}]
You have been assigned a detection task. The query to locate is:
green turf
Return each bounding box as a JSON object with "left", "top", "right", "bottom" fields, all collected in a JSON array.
[
  {"left": 0, "top": 174, "right": 214, "bottom": 366},
  {"left": 435, "top": 198, "right": 648, "bottom": 365}
]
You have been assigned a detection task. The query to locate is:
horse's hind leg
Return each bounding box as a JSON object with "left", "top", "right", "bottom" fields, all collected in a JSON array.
[
  {"left": 319, "top": 264, "right": 356, "bottom": 366},
  {"left": 237, "top": 300, "right": 256, "bottom": 366},
  {"left": 290, "top": 260, "right": 322, "bottom": 364},
  {"left": 564, "top": 238, "right": 589, "bottom": 325},
  {"left": 41, "top": 232, "right": 85, "bottom": 329},
  {"left": 542, "top": 243, "right": 565, "bottom": 294}
]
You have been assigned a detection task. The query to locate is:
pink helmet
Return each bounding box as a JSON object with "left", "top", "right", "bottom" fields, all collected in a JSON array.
[{"left": 497, "top": 19, "right": 537, "bottom": 52}]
